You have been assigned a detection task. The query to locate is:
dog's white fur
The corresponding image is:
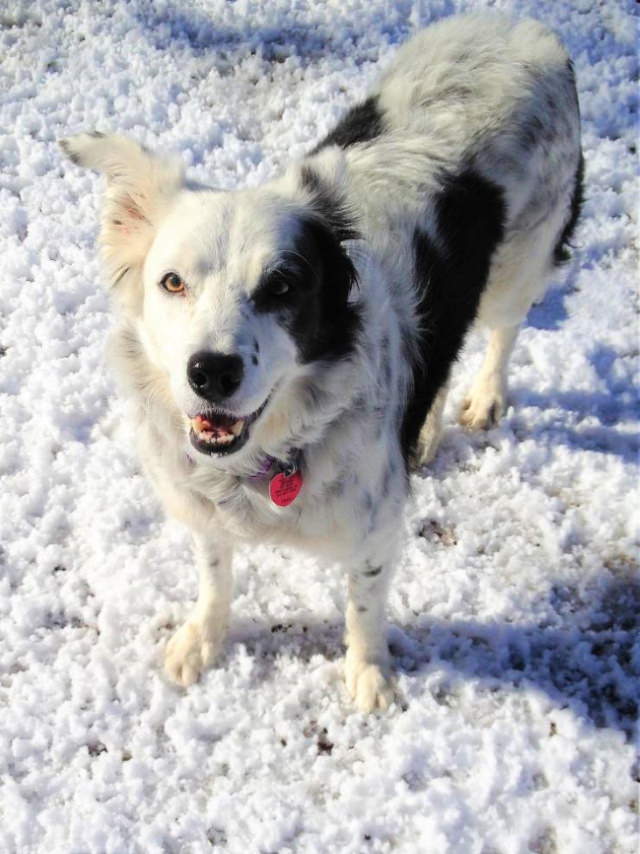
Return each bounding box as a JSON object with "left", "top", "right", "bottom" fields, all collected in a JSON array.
[{"left": 62, "top": 14, "right": 581, "bottom": 712}]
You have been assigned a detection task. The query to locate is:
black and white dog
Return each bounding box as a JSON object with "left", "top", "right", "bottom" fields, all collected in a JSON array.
[{"left": 61, "top": 14, "right": 582, "bottom": 711}]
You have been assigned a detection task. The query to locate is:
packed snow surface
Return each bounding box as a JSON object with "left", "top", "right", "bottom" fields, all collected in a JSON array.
[{"left": 0, "top": 1, "right": 638, "bottom": 852}]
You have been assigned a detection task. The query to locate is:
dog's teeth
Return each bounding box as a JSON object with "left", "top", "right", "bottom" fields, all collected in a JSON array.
[
  {"left": 204, "top": 432, "right": 234, "bottom": 445},
  {"left": 189, "top": 406, "right": 263, "bottom": 454}
]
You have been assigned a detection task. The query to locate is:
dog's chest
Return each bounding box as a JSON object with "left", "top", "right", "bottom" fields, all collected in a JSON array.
[
  {"left": 188, "top": 443, "right": 392, "bottom": 557},
  {"left": 208, "top": 472, "right": 355, "bottom": 554}
]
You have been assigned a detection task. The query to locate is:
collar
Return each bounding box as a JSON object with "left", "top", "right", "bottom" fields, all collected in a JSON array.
[
  {"left": 236, "top": 448, "right": 304, "bottom": 508},
  {"left": 248, "top": 449, "right": 302, "bottom": 481},
  {"left": 185, "top": 447, "right": 302, "bottom": 480},
  {"left": 185, "top": 447, "right": 304, "bottom": 507}
]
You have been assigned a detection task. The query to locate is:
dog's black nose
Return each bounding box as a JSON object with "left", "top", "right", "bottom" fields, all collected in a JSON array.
[{"left": 187, "top": 351, "right": 244, "bottom": 402}]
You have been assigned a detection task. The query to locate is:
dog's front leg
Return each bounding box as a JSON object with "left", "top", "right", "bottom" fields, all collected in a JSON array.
[
  {"left": 165, "top": 533, "right": 233, "bottom": 687},
  {"left": 344, "top": 560, "right": 395, "bottom": 713}
]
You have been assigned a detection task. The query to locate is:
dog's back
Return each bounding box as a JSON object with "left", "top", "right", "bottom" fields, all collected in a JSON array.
[
  {"left": 312, "top": 13, "right": 582, "bottom": 463},
  {"left": 322, "top": 15, "right": 580, "bottom": 232}
]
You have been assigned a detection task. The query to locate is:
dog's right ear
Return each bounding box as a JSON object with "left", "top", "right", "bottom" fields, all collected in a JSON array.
[{"left": 60, "top": 132, "right": 184, "bottom": 312}]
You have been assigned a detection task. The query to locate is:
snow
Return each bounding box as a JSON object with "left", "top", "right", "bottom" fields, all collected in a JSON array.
[{"left": 0, "top": 0, "right": 638, "bottom": 852}]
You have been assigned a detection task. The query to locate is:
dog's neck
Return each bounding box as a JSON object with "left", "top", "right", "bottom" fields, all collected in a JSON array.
[
  {"left": 185, "top": 446, "right": 301, "bottom": 480},
  {"left": 247, "top": 449, "right": 302, "bottom": 479}
]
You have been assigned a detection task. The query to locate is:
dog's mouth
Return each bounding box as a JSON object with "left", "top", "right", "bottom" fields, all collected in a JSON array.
[{"left": 188, "top": 398, "right": 269, "bottom": 456}]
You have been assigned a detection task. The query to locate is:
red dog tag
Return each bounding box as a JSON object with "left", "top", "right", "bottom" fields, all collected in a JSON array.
[{"left": 269, "top": 469, "right": 303, "bottom": 506}]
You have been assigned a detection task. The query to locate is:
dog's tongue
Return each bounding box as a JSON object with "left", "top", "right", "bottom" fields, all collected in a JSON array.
[
  {"left": 192, "top": 413, "right": 243, "bottom": 439},
  {"left": 193, "top": 414, "right": 222, "bottom": 432}
]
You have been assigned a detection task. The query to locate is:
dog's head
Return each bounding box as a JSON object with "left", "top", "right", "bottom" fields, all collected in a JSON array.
[{"left": 61, "top": 133, "right": 360, "bottom": 462}]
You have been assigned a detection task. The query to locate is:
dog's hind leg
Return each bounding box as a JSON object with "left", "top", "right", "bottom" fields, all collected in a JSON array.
[
  {"left": 414, "top": 383, "right": 449, "bottom": 466},
  {"left": 459, "top": 324, "right": 519, "bottom": 430},
  {"left": 459, "top": 201, "right": 573, "bottom": 431},
  {"left": 165, "top": 534, "right": 233, "bottom": 687}
]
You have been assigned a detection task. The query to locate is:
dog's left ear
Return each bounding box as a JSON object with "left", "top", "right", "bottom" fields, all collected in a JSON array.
[
  {"left": 295, "top": 149, "right": 360, "bottom": 320},
  {"left": 295, "top": 147, "right": 358, "bottom": 245},
  {"left": 60, "top": 132, "right": 184, "bottom": 312},
  {"left": 285, "top": 150, "right": 361, "bottom": 360}
]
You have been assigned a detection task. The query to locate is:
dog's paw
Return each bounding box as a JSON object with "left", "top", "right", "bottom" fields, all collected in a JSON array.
[
  {"left": 345, "top": 654, "right": 394, "bottom": 713},
  {"left": 413, "top": 387, "right": 447, "bottom": 467},
  {"left": 165, "top": 619, "right": 223, "bottom": 687},
  {"left": 459, "top": 381, "right": 506, "bottom": 430}
]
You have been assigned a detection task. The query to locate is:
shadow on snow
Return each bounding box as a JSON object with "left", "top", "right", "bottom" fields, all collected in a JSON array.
[{"left": 228, "top": 573, "right": 639, "bottom": 742}]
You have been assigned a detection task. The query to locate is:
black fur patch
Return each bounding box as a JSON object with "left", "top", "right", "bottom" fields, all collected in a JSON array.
[
  {"left": 517, "top": 114, "right": 547, "bottom": 152},
  {"left": 112, "top": 265, "right": 131, "bottom": 287},
  {"left": 363, "top": 565, "right": 382, "bottom": 578},
  {"left": 400, "top": 169, "right": 506, "bottom": 465},
  {"left": 553, "top": 152, "right": 584, "bottom": 265},
  {"left": 552, "top": 60, "right": 584, "bottom": 265},
  {"left": 252, "top": 213, "right": 360, "bottom": 364},
  {"left": 311, "top": 95, "right": 385, "bottom": 153}
]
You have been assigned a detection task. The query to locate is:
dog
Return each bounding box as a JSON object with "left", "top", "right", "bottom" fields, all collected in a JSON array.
[{"left": 61, "top": 13, "right": 582, "bottom": 712}]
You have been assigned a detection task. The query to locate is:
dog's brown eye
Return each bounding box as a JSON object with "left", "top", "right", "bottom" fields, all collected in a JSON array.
[
  {"left": 160, "top": 272, "right": 185, "bottom": 294},
  {"left": 268, "top": 275, "right": 290, "bottom": 296}
]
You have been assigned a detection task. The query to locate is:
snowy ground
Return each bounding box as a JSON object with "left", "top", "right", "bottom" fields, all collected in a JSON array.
[{"left": 0, "top": 0, "right": 638, "bottom": 852}]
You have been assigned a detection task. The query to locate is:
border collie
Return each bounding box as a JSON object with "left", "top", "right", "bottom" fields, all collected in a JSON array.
[{"left": 61, "top": 14, "right": 582, "bottom": 712}]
